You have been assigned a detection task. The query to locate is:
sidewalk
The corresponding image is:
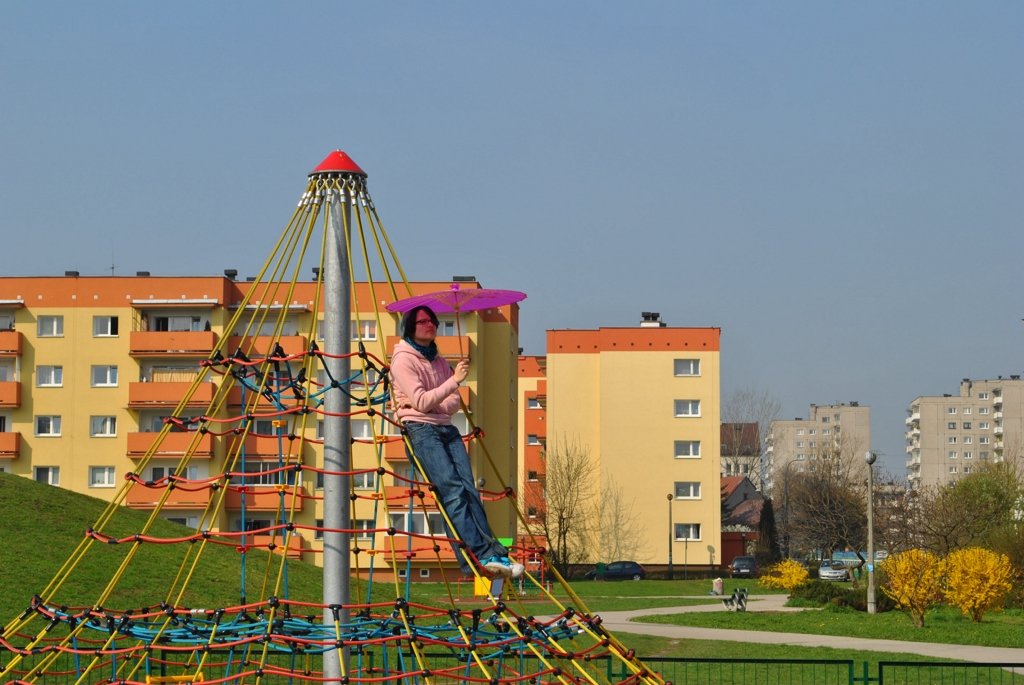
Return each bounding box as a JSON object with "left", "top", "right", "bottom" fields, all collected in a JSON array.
[{"left": 597, "top": 595, "right": 1024, "bottom": 664}]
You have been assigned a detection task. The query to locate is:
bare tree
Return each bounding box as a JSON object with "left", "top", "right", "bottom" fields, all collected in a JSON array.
[
  {"left": 780, "top": 431, "right": 868, "bottom": 558},
  {"left": 597, "top": 474, "right": 644, "bottom": 561},
  {"left": 524, "top": 437, "right": 597, "bottom": 577},
  {"left": 722, "top": 388, "right": 782, "bottom": 490}
]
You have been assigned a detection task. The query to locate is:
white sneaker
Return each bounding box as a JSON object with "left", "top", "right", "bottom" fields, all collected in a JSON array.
[{"left": 482, "top": 555, "right": 525, "bottom": 579}]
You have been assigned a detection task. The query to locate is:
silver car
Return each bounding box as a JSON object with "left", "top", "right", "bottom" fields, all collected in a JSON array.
[{"left": 818, "top": 560, "right": 848, "bottom": 581}]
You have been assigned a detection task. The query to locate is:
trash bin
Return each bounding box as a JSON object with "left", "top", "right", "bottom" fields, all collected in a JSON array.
[{"left": 712, "top": 578, "right": 724, "bottom": 595}]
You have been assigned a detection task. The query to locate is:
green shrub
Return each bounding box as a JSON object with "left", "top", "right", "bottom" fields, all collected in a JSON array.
[{"left": 790, "top": 580, "right": 894, "bottom": 612}]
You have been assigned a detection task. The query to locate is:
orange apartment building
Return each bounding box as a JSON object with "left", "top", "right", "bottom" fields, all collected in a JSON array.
[{"left": 0, "top": 273, "right": 520, "bottom": 581}]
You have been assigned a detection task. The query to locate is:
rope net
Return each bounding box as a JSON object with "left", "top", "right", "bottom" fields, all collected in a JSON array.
[{"left": 0, "top": 163, "right": 666, "bottom": 685}]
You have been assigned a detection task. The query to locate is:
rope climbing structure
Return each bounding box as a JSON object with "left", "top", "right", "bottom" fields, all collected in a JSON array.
[{"left": 0, "top": 151, "right": 668, "bottom": 685}]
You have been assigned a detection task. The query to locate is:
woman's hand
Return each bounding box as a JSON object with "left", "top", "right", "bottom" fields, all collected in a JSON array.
[{"left": 453, "top": 359, "right": 470, "bottom": 384}]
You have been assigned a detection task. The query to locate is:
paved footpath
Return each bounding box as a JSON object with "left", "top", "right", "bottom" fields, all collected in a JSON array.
[{"left": 596, "top": 595, "right": 1024, "bottom": 664}]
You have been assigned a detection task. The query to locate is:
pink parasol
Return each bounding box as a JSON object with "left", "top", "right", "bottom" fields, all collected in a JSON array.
[{"left": 386, "top": 283, "right": 527, "bottom": 357}]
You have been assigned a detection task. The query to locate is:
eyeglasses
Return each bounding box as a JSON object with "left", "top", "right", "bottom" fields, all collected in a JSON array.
[{"left": 415, "top": 318, "right": 435, "bottom": 326}]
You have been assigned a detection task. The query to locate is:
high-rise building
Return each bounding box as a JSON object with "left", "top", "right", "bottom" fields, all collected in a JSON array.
[
  {"left": 906, "top": 377, "right": 1024, "bottom": 489},
  {"left": 766, "top": 402, "right": 871, "bottom": 494},
  {"left": 0, "top": 274, "right": 520, "bottom": 581},
  {"left": 523, "top": 312, "right": 722, "bottom": 570}
]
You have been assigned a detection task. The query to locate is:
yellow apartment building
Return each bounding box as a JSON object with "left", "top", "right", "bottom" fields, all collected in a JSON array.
[
  {"left": 0, "top": 273, "right": 520, "bottom": 581},
  {"left": 525, "top": 312, "right": 722, "bottom": 571}
]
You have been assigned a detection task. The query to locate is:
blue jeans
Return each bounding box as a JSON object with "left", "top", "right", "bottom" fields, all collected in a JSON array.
[{"left": 403, "top": 421, "right": 507, "bottom": 572}]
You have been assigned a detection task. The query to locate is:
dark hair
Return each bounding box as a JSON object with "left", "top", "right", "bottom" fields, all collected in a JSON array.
[{"left": 401, "top": 305, "right": 439, "bottom": 339}]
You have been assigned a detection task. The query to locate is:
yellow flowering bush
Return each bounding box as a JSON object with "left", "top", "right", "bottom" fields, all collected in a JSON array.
[
  {"left": 880, "top": 549, "right": 943, "bottom": 627},
  {"left": 759, "top": 558, "right": 810, "bottom": 597},
  {"left": 942, "top": 547, "right": 1014, "bottom": 622}
]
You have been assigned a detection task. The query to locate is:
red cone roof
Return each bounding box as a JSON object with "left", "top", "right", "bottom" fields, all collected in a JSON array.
[{"left": 309, "top": 150, "right": 367, "bottom": 177}]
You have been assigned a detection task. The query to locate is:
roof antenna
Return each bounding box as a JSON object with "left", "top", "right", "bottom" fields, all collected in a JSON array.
[{"left": 110, "top": 250, "right": 116, "bottom": 276}]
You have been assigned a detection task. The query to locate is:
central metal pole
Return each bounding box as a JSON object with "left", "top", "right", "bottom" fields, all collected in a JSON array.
[
  {"left": 322, "top": 182, "right": 352, "bottom": 680},
  {"left": 666, "top": 493, "right": 674, "bottom": 580}
]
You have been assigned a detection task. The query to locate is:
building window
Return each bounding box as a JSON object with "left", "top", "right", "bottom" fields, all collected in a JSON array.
[
  {"left": 435, "top": 319, "right": 456, "bottom": 336},
  {"left": 821, "top": 417, "right": 829, "bottom": 424},
  {"left": 964, "top": 466, "right": 973, "bottom": 474},
  {"left": 948, "top": 436, "right": 957, "bottom": 444},
  {"left": 89, "top": 466, "right": 116, "bottom": 488},
  {"left": 979, "top": 407, "right": 990, "bottom": 415},
  {"left": 979, "top": 422, "right": 990, "bottom": 430},
  {"left": 674, "top": 523, "right": 701, "bottom": 541},
  {"left": 419, "top": 568, "right": 431, "bottom": 578},
  {"left": 389, "top": 511, "right": 445, "bottom": 535},
  {"left": 963, "top": 436, "right": 973, "bottom": 444},
  {"left": 964, "top": 452, "right": 973, "bottom": 460},
  {"left": 36, "top": 365, "right": 63, "bottom": 387},
  {"left": 93, "top": 316, "right": 119, "bottom": 337},
  {"left": 978, "top": 392, "right": 989, "bottom": 400},
  {"left": 949, "top": 466, "right": 958, "bottom": 474},
  {"left": 947, "top": 422, "right": 956, "bottom": 430},
  {"left": 980, "top": 451, "right": 990, "bottom": 460},
  {"left": 153, "top": 315, "right": 201, "bottom": 332},
  {"left": 673, "top": 359, "right": 700, "bottom": 376},
  {"left": 351, "top": 319, "right": 377, "bottom": 341},
  {"left": 796, "top": 429, "right": 804, "bottom": 436},
  {"left": 963, "top": 407, "right": 972, "bottom": 415},
  {"left": 527, "top": 398, "right": 542, "bottom": 409},
  {"left": 674, "top": 440, "right": 700, "bottom": 458},
  {"left": 90, "top": 416, "right": 117, "bottom": 437},
  {"left": 527, "top": 470, "right": 539, "bottom": 481},
  {"left": 527, "top": 506, "right": 538, "bottom": 519},
  {"left": 350, "top": 419, "right": 373, "bottom": 440},
  {"left": 527, "top": 434, "right": 541, "bottom": 445},
  {"left": 963, "top": 422, "right": 972, "bottom": 430},
  {"left": 674, "top": 400, "right": 700, "bottom": 417},
  {"left": 166, "top": 516, "right": 199, "bottom": 528},
  {"left": 674, "top": 482, "right": 701, "bottom": 499},
  {"left": 947, "top": 407, "right": 958, "bottom": 414},
  {"left": 979, "top": 436, "right": 990, "bottom": 444},
  {"left": 37, "top": 316, "right": 64, "bottom": 337},
  {"left": 796, "top": 441, "right": 804, "bottom": 447},
  {"left": 808, "top": 429, "right": 816, "bottom": 435},
  {"left": 352, "top": 470, "right": 378, "bottom": 490},
  {"left": 91, "top": 365, "right": 119, "bottom": 387},
  {"left": 35, "top": 466, "right": 60, "bottom": 486},
  {"left": 354, "top": 519, "right": 375, "bottom": 539},
  {"left": 948, "top": 451, "right": 957, "bottom": 459},
  {"left": 35, "top": 415, "right": 61, "bottom": 437}
]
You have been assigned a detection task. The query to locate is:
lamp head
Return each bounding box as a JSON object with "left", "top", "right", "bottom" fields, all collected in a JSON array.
[{"left": 865, "top": 451, "right": 877, "bottom": 466}]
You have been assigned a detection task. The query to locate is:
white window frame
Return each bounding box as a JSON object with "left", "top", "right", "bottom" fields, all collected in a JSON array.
[
  {"left": 673, "top": 481, "right": 701, "bottom": 499},
  {"left": 351, "top": 319, "right": 378, "bottom": 341},
  {"left": 90, "top": 415, "right": 117, "bottom": 437},
  {"left": 35, "top": 415, "right": 62, "bottom": 437},
  {"left": 673, "top": 359, "right": 700, "bottom": 377},
  {"left": 527, "top": 398, "right": 542, "bottom": 409},
  {"left": 978, "top": 392, "right": 990, "bottom": 400},
  {"left": 91, "top": 365, "right": 119, "bottom": 387},
  {"left": 674, "top": 440, "right": 701, "bottom": 458},
  {"left": 35, "top": 466, "right": 60, "bottom": 486},
  {"left": 947, "top": 407, "right": 958, "bottom": 415},
  {"left": 37, "top": 365, "right": 63, "bottom": 387},
  {"left": 92, "top": 315, "right": 119, "bottom": 337},
  {"left": 37, "top": 316, "right": 64, "bottom": 337},
  {"left": 674, "top": 400, "right": 701, "bottom": 417},
  {"left": 979, "top": 407, "right": 990, "bottom": 415},
  {"left": 89, "top": 466, "right": 116, "bottom": 488},
  {"left": 674, "top": 522, "right": 701, "bottom": 541},
  {"left": 526, "top": 434, "right": 541, "bottom": 446},
  {"left": 352, "top": 470, "right": 378, "bottom": 490}
]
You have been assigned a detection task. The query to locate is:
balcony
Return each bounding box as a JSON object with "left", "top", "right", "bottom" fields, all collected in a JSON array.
[
  {"left": 218, "top": 433, "right": 310, "bottom": 461},
  {"left": 128, "top": 381, "right": 217, "bottom": 408},
  {"left": 124, "top": 483, "right": 212, "bottom": 509},
  {"left": 994, "top": 425, "right": 1004, "bottom": 436},
  {"left": 0, "top": 330, "right": 22, "bottom": 356},
  {"left": 226, "top": 335, "right": 309, "bottom": 358},
  {"left": 994, "top": 411, "right": 1003, "bottom": 420},
  {"left": 130, "top": 331, "right": 218, "bottom": 357},
  {"left": 384, "top": 485, "right": 438, "bottom": 507},
  {"left": 0, "top": 381, "right": 20, "bottom": 408},
  {"left": 247, "top": 533, "right": 308, "bottom": 560},
  {"left": 225, "top": 485, "right": 309, "bottom": 512},
  {"left": 0, "top": 432, "right": 20, "bottom": 459},
  {"left": 127, "top": 431, "right": 215, "bottom": 458},
  {"left": 384, "top": 439, "right": 409, "bottom": 463}
]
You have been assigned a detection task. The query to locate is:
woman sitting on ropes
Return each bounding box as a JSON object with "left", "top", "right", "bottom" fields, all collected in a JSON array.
[{"left": 389, "top": 304, "right": 523, "bottom": 579}]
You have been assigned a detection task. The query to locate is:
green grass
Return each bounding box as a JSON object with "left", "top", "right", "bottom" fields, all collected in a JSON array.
[{"left": 636, "top": 602, "right": 1024, "bottom": 648}]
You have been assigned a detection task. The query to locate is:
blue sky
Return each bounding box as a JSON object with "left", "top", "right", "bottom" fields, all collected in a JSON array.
[{"left": 2, "top": 2, "right": 1022, "bottom": 473}]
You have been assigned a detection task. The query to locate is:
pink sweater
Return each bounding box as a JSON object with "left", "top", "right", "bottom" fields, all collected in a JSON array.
[{"left": 390, "top": 339, "right": 461, "bottom": 425}]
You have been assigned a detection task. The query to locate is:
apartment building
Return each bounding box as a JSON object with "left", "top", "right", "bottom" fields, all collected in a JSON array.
[
  {"left": 533, "top": 312, "right": 722, "bottom": 569},
  {"left": 906, "top": 376, "right": 1024, "bottom": 489},
  {"left": 765, "top": 402, "right": 871, "bottom": 495},
  {"left": 0, "top": 273, "right": 520, "bottom": 581}
]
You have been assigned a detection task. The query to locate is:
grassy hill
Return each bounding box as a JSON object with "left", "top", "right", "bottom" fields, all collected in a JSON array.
[{"left": 0, "top": 472, "right": 333, "bottom": 622}]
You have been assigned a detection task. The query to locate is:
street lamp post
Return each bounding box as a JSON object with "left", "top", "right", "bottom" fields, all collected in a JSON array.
[
  {"left": 667, "top": 493, "right": 674, "bottom": 580},
  {"left": 865, "top": 451, "right": 877, "bottom": 615}
]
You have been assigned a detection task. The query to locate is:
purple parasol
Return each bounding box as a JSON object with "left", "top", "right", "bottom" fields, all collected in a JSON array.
[{"left": 385, "top": 283, "right": 527, "bottom": 315}]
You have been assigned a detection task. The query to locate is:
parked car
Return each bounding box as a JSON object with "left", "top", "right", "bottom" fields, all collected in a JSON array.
[
  {"left": 818, "top": 559, "right": 849, "bottom": 581},
  {"left": 584, "top": 560, "right": 646, "bottom": 581},
  {"left": 728, "top": 555, "right": 759, "bottom": 578}
]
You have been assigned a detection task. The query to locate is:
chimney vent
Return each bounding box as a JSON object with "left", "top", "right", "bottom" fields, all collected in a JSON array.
[
  {"left": 640, "top": 311, "right": 665, "bottom": 328},
  {"left": 224, "top": 269, "right": 238, "bottom": 280},
  {"left": 136, "top": 271, "right": 150, "bottom": 277},
  {"left": 64, "top": 270, "right": 79, "bottom": 277},
  {"left": 452, "top": 275, "right": 477, "bottom": 282}
]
